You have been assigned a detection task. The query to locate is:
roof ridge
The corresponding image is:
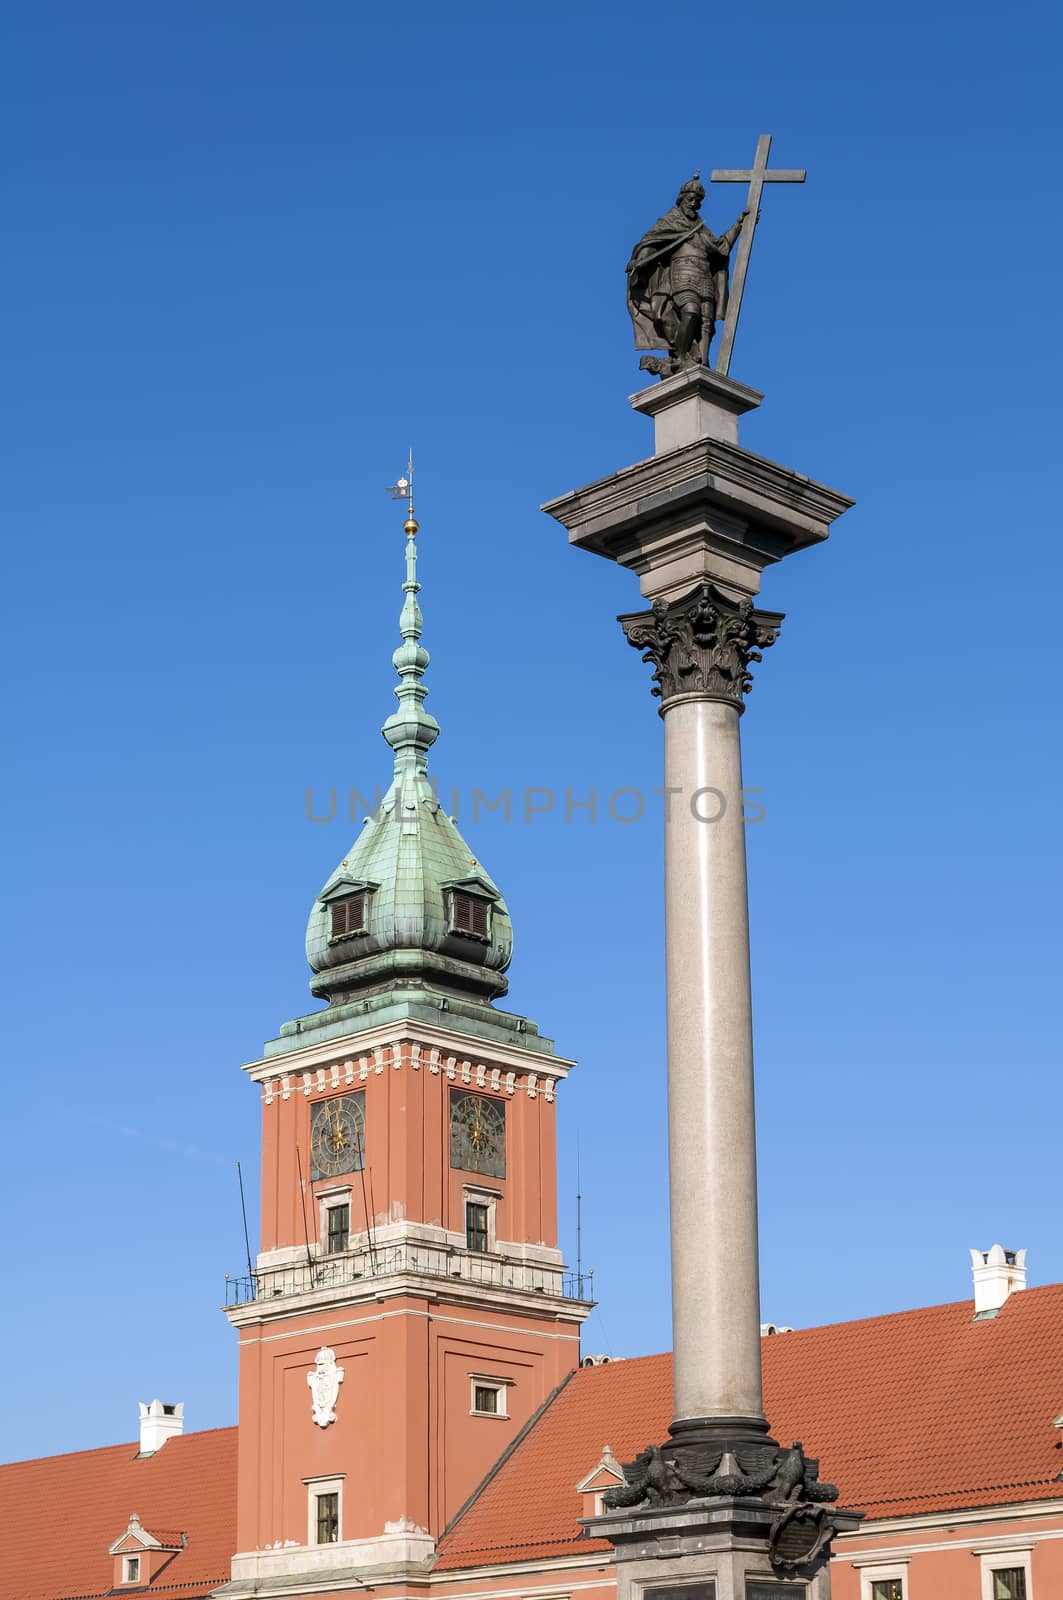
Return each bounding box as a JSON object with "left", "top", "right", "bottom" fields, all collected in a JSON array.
[
  {"left": 542, "top": 1283, "right": 1063, "bottom": 1371},
  {"left": 0, "top": 1423, "right": 238, "bottom": 1473},
  {"left": 771, "top": 1280, "right": 1063, "bottom": 1337}
]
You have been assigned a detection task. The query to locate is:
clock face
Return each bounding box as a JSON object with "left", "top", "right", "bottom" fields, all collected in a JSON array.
[
  {"left": 310, "top": 1093, "right": 366, "bottom": 1180},
  {"left": 449, "top": 1091, "right": 506, "bottom": 1179}
]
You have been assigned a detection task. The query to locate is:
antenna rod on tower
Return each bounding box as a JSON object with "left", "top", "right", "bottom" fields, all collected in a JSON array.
[
  {"left": 367, "top": 1167, "right": 380, "bottom": 1274},
  {"left": 294, "top": 1145, "right": 315, "bottom": 1277},
  {"left": 236, "top": 1160, "right": 255, "bottom": 1295},
  {"left": 358, "top": 1149, "right": 378, "bottom": 1274},
  {"left": 576, "top": 1136, "right": 583, "bottom": 1293}
]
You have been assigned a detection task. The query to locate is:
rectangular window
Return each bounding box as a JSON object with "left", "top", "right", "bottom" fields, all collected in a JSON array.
[
  {"left": 466, "top": 1201, "right": 489, "bottom": 1252},
  {"left": 124, "top": 1556, "right": 141, "bottom": 1583},
  {"left": 872, "top": 1583, "right": 904, "bottom": 1600},
  {"left": 326, "top": 1203, "right": 350, "bottom": 1254},
  {"left": 316, "top": 1491, "right": 339, "bottom": 1544},
  {"left": 330, "top": 894, "right": 365, "bottom": 939},
  {"left": 473, "top": 1383, "right": 500, "bottom": 1414},
  {"left": 992, "top": 1573, "right": 1027, "bottom": 1600}
]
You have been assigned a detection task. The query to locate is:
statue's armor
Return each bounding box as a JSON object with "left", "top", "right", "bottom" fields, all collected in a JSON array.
[{"left": 670, "top": 231, "right": 715, "bottom": 302}]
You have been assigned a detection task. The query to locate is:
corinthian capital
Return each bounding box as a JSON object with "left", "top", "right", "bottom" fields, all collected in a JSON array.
[{"left": 619, "top": 583, "right": 783, "bottom": 712}]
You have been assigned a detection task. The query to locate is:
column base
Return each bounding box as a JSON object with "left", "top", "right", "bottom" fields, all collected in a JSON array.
[
  {"left": 668, "top": 1413, "right": 775, "bottom": 1452},
  {"left": 596, "top": 1433, "right": 861, "bottom": 1582},
  {"left": 584, "top": 1497, "right": 862, "bottom": 1596}
]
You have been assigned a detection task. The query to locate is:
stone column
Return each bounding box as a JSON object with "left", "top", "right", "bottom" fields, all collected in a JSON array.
[
  {"left": 666, "top": 696, "right": 760, "bottom": 1426},
  {"left": 544, "top": 366, "right": 860, "bottom": 1588},
  {"left": 621, "top": 581, "right": 782, "bottom": 1440}
]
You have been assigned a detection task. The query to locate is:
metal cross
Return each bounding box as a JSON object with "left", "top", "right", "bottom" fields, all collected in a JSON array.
[{"left": 710, "top": 134, "right": 805, "bottom": 377}]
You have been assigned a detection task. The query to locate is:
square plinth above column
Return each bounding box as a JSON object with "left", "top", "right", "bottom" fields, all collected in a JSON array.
[
  {"left": 542, "top": 433, "right": 854, "bottom": 604},
  {"left": 630, "top": 366, "right": 765, "bottom": 452}
]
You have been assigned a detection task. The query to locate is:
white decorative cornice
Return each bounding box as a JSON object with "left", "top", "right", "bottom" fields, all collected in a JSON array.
[
  {"left": 257, "top": 1025, "right": 565, "bottom": 1107},
  {"left": 837, "top": 1496, "right": 1063, "bottom": 1540},
  {"left": 245, "top": 1017, "right": 574, "bottom": 1084}
]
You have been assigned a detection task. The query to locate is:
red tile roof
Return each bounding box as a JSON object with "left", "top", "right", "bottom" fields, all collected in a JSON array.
[
  {"left": 6, "top": 1287, "right": 1062, "bottom": 1590},
  {"left": 436, "top": 1284, "right": 1063, "bottom": 1570},
  {"left": 0, "top": 1426, "right": 237, "bottom": 1600}
]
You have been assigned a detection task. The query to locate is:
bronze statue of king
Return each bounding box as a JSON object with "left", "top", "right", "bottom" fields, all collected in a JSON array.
[{"left": 626, "top": 174, "right": 747, "bottom": 375}]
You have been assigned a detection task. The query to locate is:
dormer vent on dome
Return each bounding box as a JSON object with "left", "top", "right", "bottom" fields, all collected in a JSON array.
[{"left": 306, "top": 464, "right": 513, "bottom": 1008}]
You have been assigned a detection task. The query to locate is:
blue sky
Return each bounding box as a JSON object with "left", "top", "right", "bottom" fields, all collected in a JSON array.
[{"left": 2, "top": 0, "right": 1061, "bottom": 1463}]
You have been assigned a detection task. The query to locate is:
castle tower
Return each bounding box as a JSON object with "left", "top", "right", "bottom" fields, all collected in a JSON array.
[{"left": 222, "top": 482, "right": 591, "bottom": 1597}]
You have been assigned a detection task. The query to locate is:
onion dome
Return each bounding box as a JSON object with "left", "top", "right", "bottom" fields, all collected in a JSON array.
[{"left": 306, "top": 482, "right": 512, "bottom": 1007}]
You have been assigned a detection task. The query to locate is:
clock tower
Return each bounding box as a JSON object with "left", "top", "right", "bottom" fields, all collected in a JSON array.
[{"left": 221, "top": 486, "right": 591, "bottom": 1598}]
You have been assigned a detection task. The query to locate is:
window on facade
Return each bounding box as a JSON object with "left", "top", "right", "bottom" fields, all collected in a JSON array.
[
  {"left": 452, "top": 891, "right": 489, "bottom": 939},
  {"left": 473, "top": 1383, "right": 500, "bottom": 1414},
  {"left": 992, "top": 1571, "right": 1027, "bottom": 1600},
  {"left": 326, "top": 1203, "right": 350, "bottom": 1254},
  {"left": 316, "top": 1492, "right": 339, "bottom": 1544},
  {"left": 329, "top": 894, "right": 365, "bottom": 939},
  {"left": 871, "top": 1582, "right": 904, "bottom": 1600},
  {"left": 124, "top": 1556, "right": 141, "bottom": 1583},
  {"left": 466, "top": 1201, "right": 489, "bottom": 1252}
]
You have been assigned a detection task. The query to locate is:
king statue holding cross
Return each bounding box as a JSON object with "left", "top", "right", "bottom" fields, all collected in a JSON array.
[
  {"left": 626, "top": 135, "right": 806, "bottom": 379},
  {"left": 626, "top": 173, "right": 747, "bottom": 377}
]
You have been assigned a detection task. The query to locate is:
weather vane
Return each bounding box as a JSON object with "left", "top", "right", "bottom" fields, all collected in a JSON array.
[{"left": 387, "top": 450, "right": 416, "bottom": 527}]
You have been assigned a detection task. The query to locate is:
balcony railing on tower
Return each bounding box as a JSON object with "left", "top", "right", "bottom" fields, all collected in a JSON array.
[{"left": 224, "top": 1238, "right": 594, "bottom": 1308}]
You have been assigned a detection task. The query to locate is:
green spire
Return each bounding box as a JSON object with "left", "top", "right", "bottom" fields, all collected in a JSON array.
[
  {"left": 381, "top": 477, "right": 440, "bottom": 777},
  {"left": 300, "top": 459, "right": 517, "bottom": 1037}
]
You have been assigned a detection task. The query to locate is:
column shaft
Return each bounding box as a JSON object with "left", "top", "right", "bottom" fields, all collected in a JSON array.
[{"left": 663, "top": 697, "right": 763, "bottom": 1425}]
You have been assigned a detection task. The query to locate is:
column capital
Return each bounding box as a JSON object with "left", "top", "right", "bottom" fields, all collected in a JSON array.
[{"left": 619, "top": 582, "right": 783, "bottom": 714}]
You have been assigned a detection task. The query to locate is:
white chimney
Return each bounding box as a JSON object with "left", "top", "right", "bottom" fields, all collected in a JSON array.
[
  {"left": 970, "top": 1245, "right": 1027, "bottom": 1317},
  {"left": 138, "top": 1399, "right": 184, "bottom": 1454}
]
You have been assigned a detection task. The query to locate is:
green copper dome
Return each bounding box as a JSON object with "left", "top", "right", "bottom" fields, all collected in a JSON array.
[{"left": 306, "top": 501, "right": 513, "bottom": 1007}]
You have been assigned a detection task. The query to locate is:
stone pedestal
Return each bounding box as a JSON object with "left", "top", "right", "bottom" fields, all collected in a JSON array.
[
  {"left": 545, "top": 366, "right": 859, "bottom": 1588},
  {"left": 592, "top": 1500, "right": 863, "bottom": 1600},
  {"left": 631, "top": 367, "right": 764, "bottom": 451},
  {"left": 543, "top": 367, "right": 852, "bottom": 606}
]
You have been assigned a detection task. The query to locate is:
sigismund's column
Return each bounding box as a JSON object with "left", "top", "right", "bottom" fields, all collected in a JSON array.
[
  {"left": 623, "top": 580, "right": 781, "bottom": 1443},
  {"left": 543, "top": 323, "right": 861, "bottom": 1595}
]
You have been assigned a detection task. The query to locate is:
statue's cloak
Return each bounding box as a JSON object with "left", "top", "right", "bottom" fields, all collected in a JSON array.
[{"left": 626, "top": 207, "right": 732, "bottom": 351}]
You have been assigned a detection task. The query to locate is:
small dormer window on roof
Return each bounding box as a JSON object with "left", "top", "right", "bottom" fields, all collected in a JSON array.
[
  {"left": 320, "top": 876, "right": 378, "bottom": 945},
  {"left": 453, "top": 892, "right": 488, "bottom": 939},
  {"left": 444, "top": 876, "right": 498, "bottom": 945},
  {"left": 330, "top": 893, "right": 366, "bottom": 940}
]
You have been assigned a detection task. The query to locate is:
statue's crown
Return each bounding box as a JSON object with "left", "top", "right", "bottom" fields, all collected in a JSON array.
[{"left": 679, "top": 171, "right": 704, "bottom": 195}]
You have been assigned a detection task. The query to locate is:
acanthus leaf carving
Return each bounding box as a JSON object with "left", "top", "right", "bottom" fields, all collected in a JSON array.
[{"left": 620, "top": 582, "right": 783, "bottom": 713}]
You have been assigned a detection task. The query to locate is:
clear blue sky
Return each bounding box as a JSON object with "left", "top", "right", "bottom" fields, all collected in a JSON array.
[{"left": 3, "top": 0, "right": 1061, "bottom": 1464}]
